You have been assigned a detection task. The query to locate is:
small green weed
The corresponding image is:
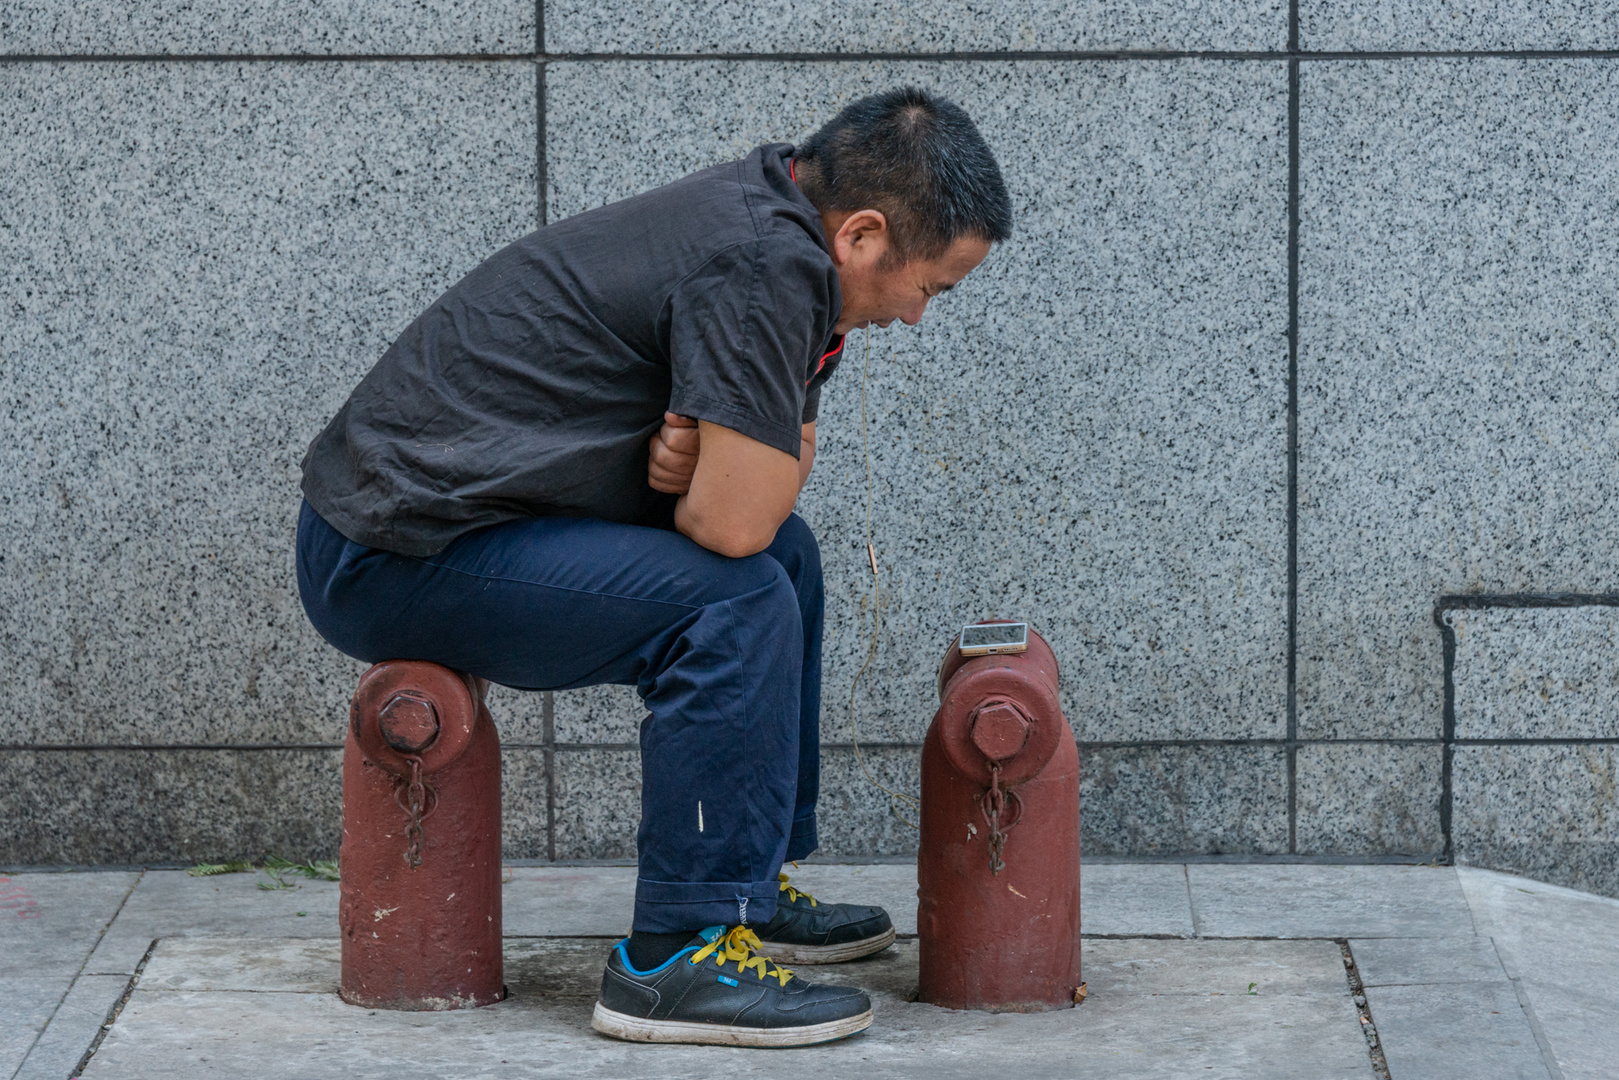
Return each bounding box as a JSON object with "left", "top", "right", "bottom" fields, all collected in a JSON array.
[
  {"left": 266, "top": 856, "right": 340, "bottom": 881},
  {"left": 257, "top": 856, "right": 341, "bottom": 890},
  {"left": 1247, "top": 982, "right": 1258, "bottom": 995},
  {"left": 187, "top": 861, "right": 254, "bottom": 877}
]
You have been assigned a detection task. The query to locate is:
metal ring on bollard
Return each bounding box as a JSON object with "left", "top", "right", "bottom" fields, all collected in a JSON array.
[
  {"left": 937, "top": 661, "right": 1064, "bottom": 787},
  {"left": 935, "top": 624, "right": 1063, "bottom": 788},
  {"left": 350, "top": 660, "right": 479, "bottom": 778}
]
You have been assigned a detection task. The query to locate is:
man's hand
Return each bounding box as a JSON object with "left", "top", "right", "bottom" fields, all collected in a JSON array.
[
  {"left": 675, "top": 420, "right": 800, "bottom": 558},
  {"left": 647, "top": 412, "right": 700, "bottom": 494}
]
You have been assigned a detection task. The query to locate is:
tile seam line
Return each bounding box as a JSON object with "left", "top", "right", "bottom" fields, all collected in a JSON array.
[
  {"left": 8, "top": 868, "right": 143, "bottom": 1080},
  {"left": 10, "top": 737, "right": 1618, "bottom": 751},
  {"left": 1432, "top": 590, "right": 1619, "bottom": 865},
  {"left": 1285, "top": 43, "right": 1300, "bottom": 856},
  {"left": 69, "top": 938, "right": 158, "bottom": 1078},
  {"left": 7, "top": 49, "right": 1619, "bottom": 63}
]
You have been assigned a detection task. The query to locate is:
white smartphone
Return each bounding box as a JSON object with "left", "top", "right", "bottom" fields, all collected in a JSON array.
[{"left": 958, "top": 621, "right": 1029, "bottom": 656}]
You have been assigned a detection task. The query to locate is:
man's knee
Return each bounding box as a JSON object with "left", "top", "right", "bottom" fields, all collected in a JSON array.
[{"left": 764, "top": 513, "right": 822, "bottom": 586}]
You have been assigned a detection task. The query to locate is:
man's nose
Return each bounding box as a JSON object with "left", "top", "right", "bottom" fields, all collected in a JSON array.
[{"left": 901, "top": 298, "right": 930, "bottom": 326}]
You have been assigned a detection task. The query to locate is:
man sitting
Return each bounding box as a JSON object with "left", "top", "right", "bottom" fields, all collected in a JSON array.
[{"left": 296, "top": 86, "right": 1012, "bottom": 1046}]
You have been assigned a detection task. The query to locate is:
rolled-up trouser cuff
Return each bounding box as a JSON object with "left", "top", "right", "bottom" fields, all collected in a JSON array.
[
  {"left": 633, "top": 877, "right": 783, "bottom": 933},
  {"left": 785, "top": 812, "right": 818, "bottom": 863}
]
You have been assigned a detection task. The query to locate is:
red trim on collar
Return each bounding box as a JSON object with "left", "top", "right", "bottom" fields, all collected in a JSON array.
[
  {"left": 807, "top": 335, "right": 844, "bottom": 385},
  {"left": 790, "top": 157, "right": 796, "bottom": 183}
]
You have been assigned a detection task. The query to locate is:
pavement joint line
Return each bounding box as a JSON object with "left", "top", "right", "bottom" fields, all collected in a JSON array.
[
  {"left": 71, "top": 937, "right": 157, "bottom": 1080},
  {"left": 1182, "top": 864, "right": 1203, "bottom": 937},
  {"left": 1338, "top": 941, "right": 1392, "bottom": 1080},
  {"left": 10, "top": 869, "right": 143, "bottom": 1080},
  {"left": 1460, "top": 885, "right": 1567, "bottom": 1080}
]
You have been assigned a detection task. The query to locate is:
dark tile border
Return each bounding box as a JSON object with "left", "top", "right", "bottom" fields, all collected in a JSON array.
[
  {"left": 6, "top": 50, "right": 1619, "bottom": 62},
  {"left": 1433, "top": 592, "right": 1619, "bottom": 860}
]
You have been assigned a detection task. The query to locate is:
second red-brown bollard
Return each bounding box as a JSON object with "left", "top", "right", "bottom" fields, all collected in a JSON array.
[
  {"left": 339, "top": 660, "right": 504, "bottom": 1010},
  {"left": 918, "top": 623, "right": 1082, "bottom": 1011}
]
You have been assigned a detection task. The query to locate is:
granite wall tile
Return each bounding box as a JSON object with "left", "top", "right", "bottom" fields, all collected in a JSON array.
[
  {"left": 1082, "top": 744, "right": 1289, "bottom": 855},
  {"left": 1, "top": 2, "right": 534, "bottom": 56},
  {"left": 550, "top": 748, "right": 640, "bottom": 860},
  {"left": 500, "top": 748, "right": 550, "bottom": 860},
  {"left": 1300, "top": 1, "right": 1619, "bottom": 51},
  {"left": 0, "top": 749, "right": 340, "bottom": 865},
  {"left": 1295, "top": 742, "right": 1444, "bottom": 856},
  {"left": 553, "top": 685, "right": 643, "bottom": 746},
  {"left": 1452, "top": 744, "right": 1619, "bottom": 898},
  {"left": 1297, "top": 60, "right": 1619, "bottom": 739},
  {"left": 814, "top": 746, "right": 923, "bottom": 858},
  {"left": 545, "top": 0, "right": 1287, "bottom": 54},
  {"left": 0, "top": 61, "right": 537, "bottom": 746},
  {"left": 483, "top": 684, "right": 549, "bottom": 745},
  {"left": 1449, "top": 605, "right": 1619, "bottom": 739},
  {"left": 548, "top": 59, "right": 1290, "bottom": 745}
]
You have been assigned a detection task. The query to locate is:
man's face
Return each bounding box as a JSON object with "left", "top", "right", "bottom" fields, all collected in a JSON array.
[{"left": 824, "top": 210, "right": 993, "bottom": 336}]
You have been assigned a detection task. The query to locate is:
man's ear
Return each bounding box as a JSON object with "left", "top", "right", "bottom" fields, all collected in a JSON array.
[{"left": 830, "top": 209, "right": 889, "bottom": 268}]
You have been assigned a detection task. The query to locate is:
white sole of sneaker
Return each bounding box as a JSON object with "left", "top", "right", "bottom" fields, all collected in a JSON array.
[
  {"left": 590, "top": 1001, "right": 873, "bottom": 1047},
  {"left": 751, "top": 926, "right": 897, "bottom": 965}
]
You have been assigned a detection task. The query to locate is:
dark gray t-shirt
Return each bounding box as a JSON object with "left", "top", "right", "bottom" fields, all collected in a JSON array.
[{"left": 300, "top": 143, "right": 845, "bottom": 557}]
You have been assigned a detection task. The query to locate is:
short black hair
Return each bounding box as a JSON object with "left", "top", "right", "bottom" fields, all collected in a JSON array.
[{"left": 794, "top": 87, "right": 1013, "bottom": 264}]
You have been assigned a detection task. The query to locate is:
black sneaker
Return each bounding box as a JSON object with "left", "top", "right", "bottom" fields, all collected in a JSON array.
[
  {"left": 592, "top": 925, "right": 873, "bottom": 1047},
  {"left": 752, "top": 873, "right": 896, "bottom": 964}
]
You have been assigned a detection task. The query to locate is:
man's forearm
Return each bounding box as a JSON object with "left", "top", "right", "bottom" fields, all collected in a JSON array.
[{"left": 675, "top": 420, "right": 801, "bottom": 558}]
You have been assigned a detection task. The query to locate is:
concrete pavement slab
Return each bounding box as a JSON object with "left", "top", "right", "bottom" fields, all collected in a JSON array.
[
  {"left": 1459, "top": 867, "right": 1619, "bottom": 1080},
  {"left": 0, "top": 872, "right": 138, "bottom": 975},
  {"left": 80, "top": 935, "right": 1373, "bottom": 1080},
  {"left": 498, "top": 864, "right": 924, "bottom": 938},
  {"left": 1188, "top": 864, "right": 1475, "bottom": 938},
  {"left": 1366, "top": 982, "right": 1551, "bottom": 1080},
  {"left": 0, "top": 978, "right": 70, "bottom": 1079},
  {"left": 138, "top": 937, "right": 343, "bottom": 994},
  {"left": 1350, "top": 935, "right": 1510, "bottom": 987},
  {"left": 13, "top": 974, "right": 129, "bottom": 1080},
  {"left": 85, "top": 870, "right": 338, "bottom": 975},
  {"left": 1086, "top": 938, "right": 1349, "bottom": 997},
  {"left": 1081, "top": 862, "right": 1196, "bottom": 938},
  {"left": 501, "top": 861, "right": 1194, "bottom": 939},
  {"left": 1500, "top": 981, "right": 1619, "bottom": 1080},
  {"left": 131, "top": 935, "right": 1350, "bottom": 1003},
  {"left": 500, "top": 866, "right": 637, "bottom": 937}
]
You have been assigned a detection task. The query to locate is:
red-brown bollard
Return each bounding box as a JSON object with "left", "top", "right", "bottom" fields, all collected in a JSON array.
[
  {"left": 917, "top": 624, "right": 1082, "bottom": 1011},
  {"left": 340, "top": 660, "right": 504, "bottom": 1010}
]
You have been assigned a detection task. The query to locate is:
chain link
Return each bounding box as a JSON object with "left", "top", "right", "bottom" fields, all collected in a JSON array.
[
  {"left": 394, "top": 755, "right": 437, "bottom": 869},
  {"left": 978, "top": 761, "right": 1023, "bottom": 876}
]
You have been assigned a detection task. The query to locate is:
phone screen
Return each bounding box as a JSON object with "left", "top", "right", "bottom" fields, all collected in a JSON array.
[{"left": 959, "top": 622, "right": 1029, "bottom": 654}]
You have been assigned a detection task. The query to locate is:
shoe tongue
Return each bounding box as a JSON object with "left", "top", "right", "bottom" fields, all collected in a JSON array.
[{"left": 695, "top": 925, "right": 727, "bottom": 945}]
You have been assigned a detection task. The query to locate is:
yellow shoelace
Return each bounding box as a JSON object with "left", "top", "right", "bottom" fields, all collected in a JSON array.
[
  {"left": 689, "top": 925, "right": 795, "bottom": 987},
  {"left": 778, "top": 872, "right": 818, "bottom": 907}
]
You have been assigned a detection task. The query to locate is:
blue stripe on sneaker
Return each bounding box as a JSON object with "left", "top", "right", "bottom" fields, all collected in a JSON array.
[{"left": 613, "top": 940, "right": 700, "bottom": 977}]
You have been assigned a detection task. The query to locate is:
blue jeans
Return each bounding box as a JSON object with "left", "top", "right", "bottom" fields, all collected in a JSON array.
[{"left": 295, "top": 500, "right": 823, "bottom": 932}]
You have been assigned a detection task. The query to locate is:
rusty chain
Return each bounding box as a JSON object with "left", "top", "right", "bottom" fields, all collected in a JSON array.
[
  {"left": 393, "top": 755, "right": 438, "bottom": 869},
  {"left": 978, "top": 761, "right": 1024, "bottom": 875}
]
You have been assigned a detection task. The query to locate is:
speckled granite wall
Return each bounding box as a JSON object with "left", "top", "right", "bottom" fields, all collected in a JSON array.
[
  {"left": 2, "top": 4, "right": 1615, "bottom": 895},
  {"left": 1445, "top": 603, "right": 1619, "bottom": 896}
]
